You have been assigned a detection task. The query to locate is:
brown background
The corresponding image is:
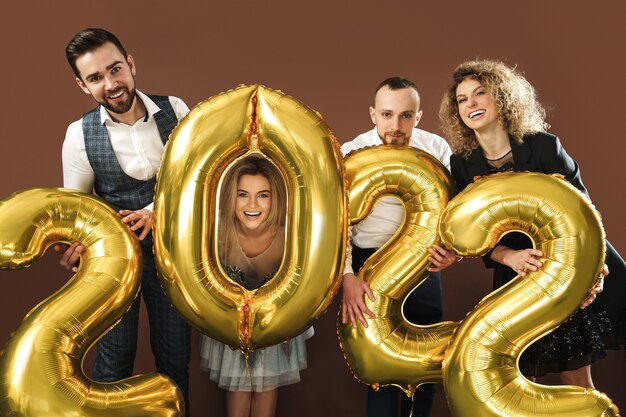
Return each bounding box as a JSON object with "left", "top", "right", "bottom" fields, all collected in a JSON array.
[{"left": 1, "top": 1, "right": 624, "bottom": 416}]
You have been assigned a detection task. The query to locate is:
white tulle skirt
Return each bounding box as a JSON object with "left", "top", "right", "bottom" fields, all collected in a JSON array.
[{"left": 199, "top": 327, "right": 314, "bottom": 392}]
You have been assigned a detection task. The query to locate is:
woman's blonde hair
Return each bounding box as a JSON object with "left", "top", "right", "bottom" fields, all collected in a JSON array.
[
  {"left": 218, "top": 155, "right": 286, "bottom": 265},
  {"left": 439, "top": 59, "right": 549, "bottom": 157}
]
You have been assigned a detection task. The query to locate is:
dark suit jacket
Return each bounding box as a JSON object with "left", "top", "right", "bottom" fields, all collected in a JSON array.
[{"left": 450, "top": 132, "right": 625, "bottom": 321}]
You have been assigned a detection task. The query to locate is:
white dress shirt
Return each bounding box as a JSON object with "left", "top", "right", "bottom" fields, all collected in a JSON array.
[
  {"left": 62, "top": 90, "right": 189, "bottom": 210},
  {"left": 340, "top": 127, "right": 452, "bottom": 274}
]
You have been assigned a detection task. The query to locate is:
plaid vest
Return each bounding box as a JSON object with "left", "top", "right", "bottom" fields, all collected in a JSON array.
[{"left": 82, "top": 94, "right": 178, "bottom": 212}]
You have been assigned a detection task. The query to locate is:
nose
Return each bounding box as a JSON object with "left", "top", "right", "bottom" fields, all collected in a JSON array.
[
  {"left": 104, "top": 75, "right": 117, "bottom": 91},
  {"left": 391, "top": 116, "right": 401, "bottom": 130}
]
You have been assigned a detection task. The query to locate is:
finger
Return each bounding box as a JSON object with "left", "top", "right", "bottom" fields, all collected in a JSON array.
[
  {"left": 580, "top": 295, "right": 595, "bottom": 309},
  {"left": 357, "top": 299, "right": 375, "bottom": 319},
  {"left": 429, "top": 251, "right": 443, "bottom": 262},
  {"left": 601, "top": 264, "right": 609, "bottom": 276},
  {"left": 341, "top": 302, "right": 348, "bottom": 324},
  {"left": 117, "top": 210, "right": 132, "bottom": 218},
  {"left": 442, "top": 252, "right": 456, "bottom": 263},
  {"left": 122, "top": 213, "right": 137, "bottom": 224},
  {"left": 524, "top": 259, "right": 542, "bottom": 270},
  {"left": 54, "top": 243, "right": 68, "bottom": 253},
  {"left": 363, "top": 283, "right": 376, "bottom": 302},
  {"left": 67, "top": 245, "right": 83, "bottom": 266},
  {"left": 356, "top": 309, "right": 369, "bottom": 328},
  {"left": 590, "top": 283, "right": 604, "bottom": 294},
  {"left": 429, "top": 245, "right": 443, "bottom": 256},
  {"left": 524, "top": 263, "right": 539, "bottom": 272},
  {"left": 428, "top": 256, "right": 443, "bottom": 268},
  {"left": 130, "top": 218, "right": 143, "bottom": 231},
  {"left": 60, "top": 242, "right": 80, "bottom": 267},
  {"left": 138, "top": 226, "right": 149, "bottom": 240},
  {"left": 443, "top": 252, "right": 457, "bottom": 265},
  {"left": 348, "top": 309, "right": 360, "bottom": 329}
]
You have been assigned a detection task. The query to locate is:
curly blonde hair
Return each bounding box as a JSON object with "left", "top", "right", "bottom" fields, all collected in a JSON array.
[{"left": 439, "top": 60, "right": 549, "bottom": 157}]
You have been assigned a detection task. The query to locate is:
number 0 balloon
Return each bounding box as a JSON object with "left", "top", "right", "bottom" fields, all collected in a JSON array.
[{"left": 153, "top": 85, "right": 347, "bottom": 352}]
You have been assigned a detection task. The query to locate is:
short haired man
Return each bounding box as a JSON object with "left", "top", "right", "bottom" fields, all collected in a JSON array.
[
  {"left": 341, "top": 77, "right": 456, "bottom": 417},
  {"left": 59, "top": 28, "right": 192, "bottom": 415}
]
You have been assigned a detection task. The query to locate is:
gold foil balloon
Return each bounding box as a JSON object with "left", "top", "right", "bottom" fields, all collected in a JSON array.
[
  {"left": 337, "top": 145, "right": 459, "bottom": 397},
  {"left": 439, "top": 172, "right": 619, "bottom": 417},
  {"left": 153, "top": 85, "right": 346, "bottom": 351},
  {"left": 0, "top": 188, "right": 183, "bottom": 417}
]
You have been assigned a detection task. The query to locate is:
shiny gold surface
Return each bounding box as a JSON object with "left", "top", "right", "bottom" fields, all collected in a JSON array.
[
  {"left": 337, "top": 145, "right": 458, "bottom": 397},
  {"left": 439, "top": 172, "right": 619, "bottom": 417},
  {"left": 153, "top": 85, "right": 346, "bottom": 352},
  {"left": 0, "top": 188, "right": 183, "bottom": 417}
]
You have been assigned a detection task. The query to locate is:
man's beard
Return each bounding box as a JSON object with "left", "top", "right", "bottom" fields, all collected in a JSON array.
[
  {"left": 99, "top": 86, "right": 137, "bottom": 115},
  {"left": 382, "top": 130, "right": 409, "bottom": 146}
]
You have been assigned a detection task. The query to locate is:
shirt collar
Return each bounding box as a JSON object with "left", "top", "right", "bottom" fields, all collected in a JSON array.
[{"left": 98, "top": 90, "right": 157, "bottom": 125}]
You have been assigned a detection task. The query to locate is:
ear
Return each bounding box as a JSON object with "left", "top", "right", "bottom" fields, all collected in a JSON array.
[
  {"left": 75, "top": 78, "right": 91, "bottom": 95},
  {"left": 127, "top": 54, "right": 137, "bottom": 76},
  {"left": 369, "top": 106, "right": 377, "bottom": 125},
  {"left": 414, "top": 110, "right": 423, "bottom": 127}
]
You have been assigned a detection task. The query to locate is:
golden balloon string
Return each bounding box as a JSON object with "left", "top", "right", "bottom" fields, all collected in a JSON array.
[
  {"left": 439, "top": 172, "right": 619, "bottom": 417},
  {"left": 337, "top": 145, "right": 459, "bottom": 398},
  {"left": 0, "top": 188, "right": 184, "bottom": 417}
]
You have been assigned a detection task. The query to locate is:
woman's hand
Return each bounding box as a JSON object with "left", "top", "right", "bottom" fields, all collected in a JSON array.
[
  {"left": 54, "top": 242, "right": 83, "bottom": 272},
  {"left": 580, "top": 264, "right": 608, "bottom": 309},
  {"left": 491, "top": 246, "right": 543, "bottom": 277}
]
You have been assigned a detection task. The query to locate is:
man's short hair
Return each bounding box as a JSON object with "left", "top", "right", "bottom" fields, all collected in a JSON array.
[
  {"left": 66, "top": 28, "right": 128, "bottom": 79},
  {"left": 375, "top": 77, "right": 420, "bottom": 99}
]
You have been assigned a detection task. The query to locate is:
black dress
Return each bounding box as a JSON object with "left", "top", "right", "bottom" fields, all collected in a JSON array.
[{"left": 450, "top": 132, "right": 620, "bottom": 377}]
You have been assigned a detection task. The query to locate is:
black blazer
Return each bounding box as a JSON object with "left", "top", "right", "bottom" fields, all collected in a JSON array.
[{"left": 450, "top": 132, "right": 625, "bottom": 321}]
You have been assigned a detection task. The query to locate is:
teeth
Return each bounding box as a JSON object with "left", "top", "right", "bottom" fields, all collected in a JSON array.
[
  {"left": 469, "top": 110, "right": 484, "bottom": 119},
  {"left": 244, "top": 211, "right": 261, "bottom": 217},
  {"left": 108, "top": 89, "right": 124, "bottom": 99}
]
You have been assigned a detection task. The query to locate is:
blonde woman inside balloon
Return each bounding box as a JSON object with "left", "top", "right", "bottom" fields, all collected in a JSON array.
[
  {"left": 438, "top": 59, "right": 624, "bottom": 388},
  {"left": 199, "top": 155, "right": 313, "bottom": 417}
]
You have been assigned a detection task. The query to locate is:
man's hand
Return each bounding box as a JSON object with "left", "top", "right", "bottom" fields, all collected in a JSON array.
[
  {"left": 119, "top": 209, "right": 153, "bottom": 240},
  {"left": 580, "top": 264, "right": 608, "bottom": 309},
  {"left": 54, "top": 242, "right": 83, "bottom": 272},
  {"left": 341, "top": 273, "right": 376, "bottom": 329},
  {"left": 428, "top": 244, "right": 458, "bottom": 272}
]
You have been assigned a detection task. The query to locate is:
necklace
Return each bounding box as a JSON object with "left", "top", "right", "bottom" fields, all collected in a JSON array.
[{"left": 484, "top": 149, "right": 512, "bottom": 162}]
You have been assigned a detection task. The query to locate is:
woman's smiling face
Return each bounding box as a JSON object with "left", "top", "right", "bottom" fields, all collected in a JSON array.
[
  {"left": 235, "top": 174, "right": 272, "bottom": 231},
  {"left": 455, "top": 78, "right": 500, "bottom": 132}
]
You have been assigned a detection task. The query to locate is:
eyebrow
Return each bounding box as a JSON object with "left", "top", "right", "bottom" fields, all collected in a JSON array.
[
  {"left": 379, "top": 109, "right": 415, "bottom": 114},
  {"left": 456, "top": 85, "right": 484, "bottom": 98},
  {"left": 237, "top": 189, "right": 272, "bottom": 193},
  {"left": 84, "top": 60, "right": 124, "bottom": 81}
]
